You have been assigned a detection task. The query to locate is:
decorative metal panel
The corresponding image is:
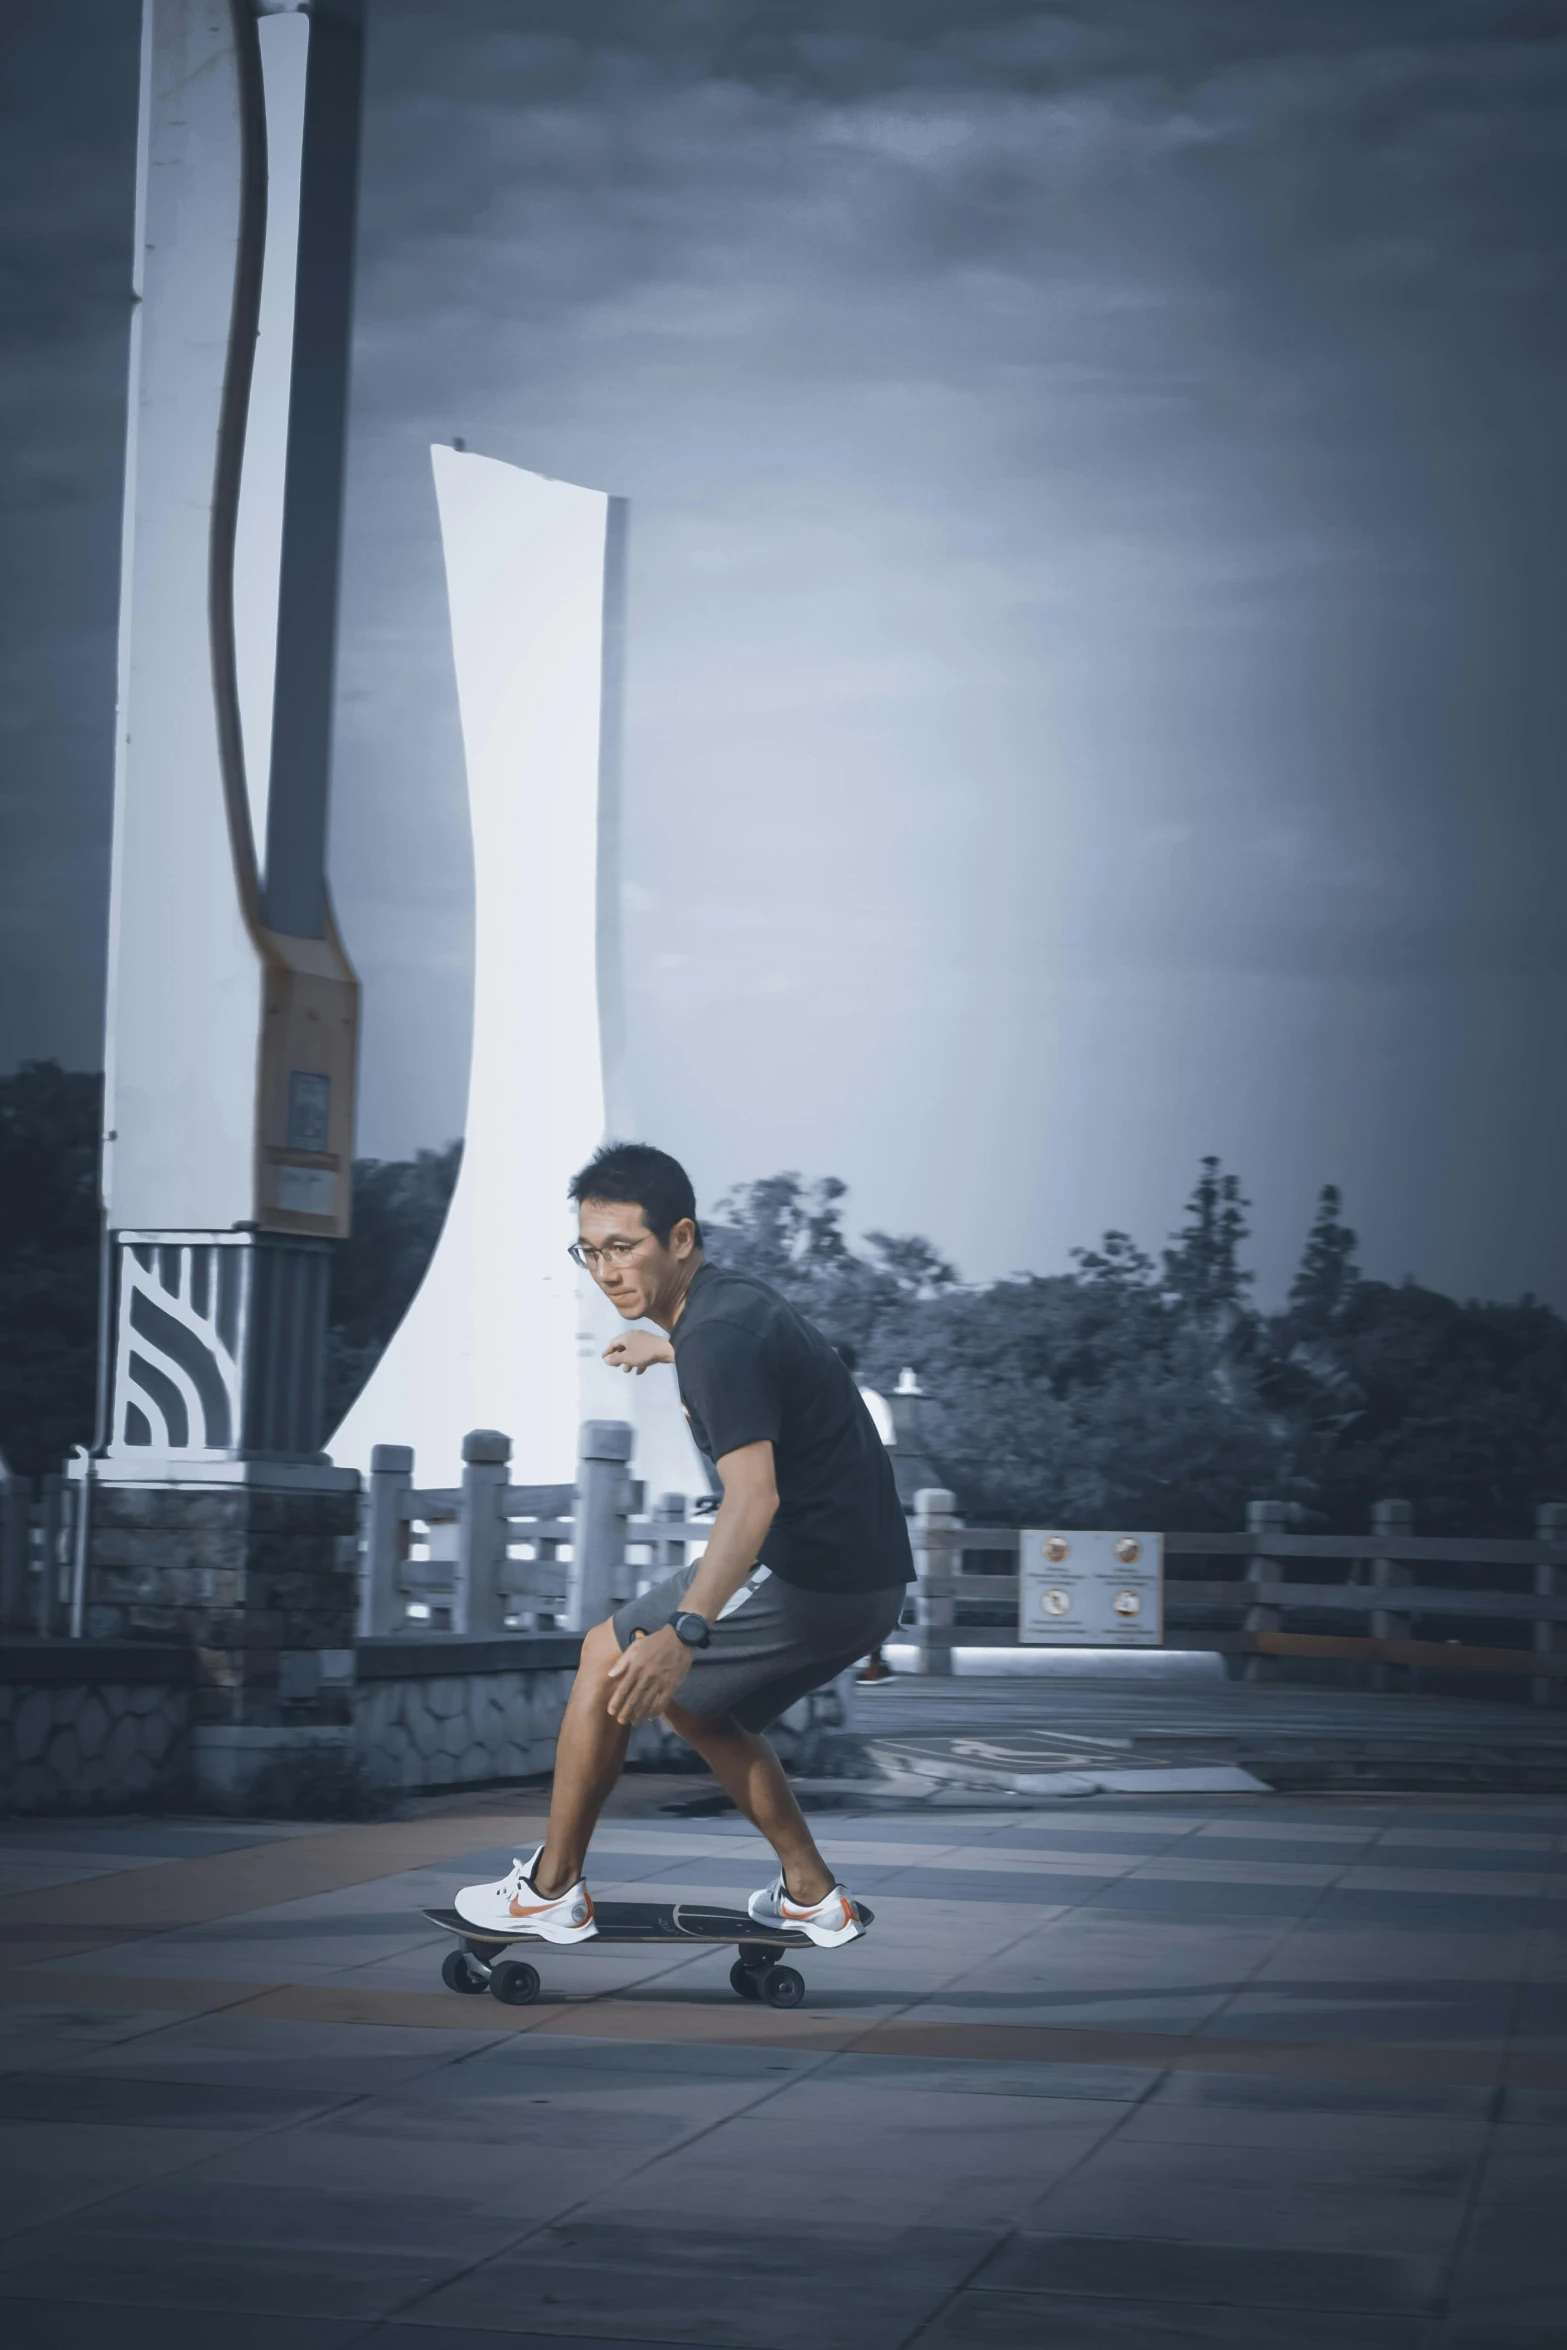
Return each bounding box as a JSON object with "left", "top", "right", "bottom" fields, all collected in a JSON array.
[
  {"left": 113, "top": 1241, "right": 244, "bottom": 1456},
  {"left": 107, "top": 1232, "right": 332, "bottom": 1463}
]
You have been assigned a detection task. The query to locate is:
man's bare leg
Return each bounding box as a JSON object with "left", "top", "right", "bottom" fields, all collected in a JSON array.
[
  {"left": 663, "top": 1700, "right": 834, "bottom": 1905},
  {"left": 527, "top": 1626, "right": 834, "bottom": 1907},
  {"left": 532, "top": 1621, "right": 632, "bottom": 1897}
]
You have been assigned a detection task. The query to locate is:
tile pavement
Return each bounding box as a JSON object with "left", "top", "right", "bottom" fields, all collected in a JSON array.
[{"left": 0, "top": 1785, "right": 1563, "bottom": 2347}]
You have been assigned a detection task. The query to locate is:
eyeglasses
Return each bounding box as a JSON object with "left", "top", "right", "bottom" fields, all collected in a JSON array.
[{"left": 568, "top": 1237, "right": 651, "bottom": 1273}]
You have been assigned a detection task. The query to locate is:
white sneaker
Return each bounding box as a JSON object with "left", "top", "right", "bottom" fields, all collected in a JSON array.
[
  {"left": 453, "top": 1843, "right": 597, "bottom": 1942},
  {"left": 747, "top": 1874, "right": 865, "bottom": 1948}
]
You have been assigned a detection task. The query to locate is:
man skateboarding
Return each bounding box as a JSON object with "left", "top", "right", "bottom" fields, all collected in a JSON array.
[{"left": 455, "top": 1142, "right": 913, "bottom": 1947}]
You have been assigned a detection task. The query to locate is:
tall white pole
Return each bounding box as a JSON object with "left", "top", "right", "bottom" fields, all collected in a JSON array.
[
  {"left": 88, "top": 0, "right": 368, "bottom": 1801},
  {"left": 101, "top": 0, "right": 363, "bottom": 1476}
]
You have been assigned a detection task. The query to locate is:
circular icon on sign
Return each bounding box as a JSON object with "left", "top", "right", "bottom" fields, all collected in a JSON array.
[
  {"left": 1112, "top": 1589, "right": 1142, "bottom": 1617},
  {"left": 1043, "top": 1536, "right": 1070, "bottom": 1563},
  {"left": 1041, "top": 1588, "right": 1072, "bottom": 1617},
  {"left": 1114, "top": 1537, "right": 1142, "bottom": 1564}
]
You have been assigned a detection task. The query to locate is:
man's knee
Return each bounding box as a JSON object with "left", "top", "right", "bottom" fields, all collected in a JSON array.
[{"left": 576, "top": 1618, "right": 621, "bottom": 1689}]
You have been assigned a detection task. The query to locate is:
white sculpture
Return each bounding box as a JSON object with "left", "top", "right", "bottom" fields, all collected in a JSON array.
[{"left": 329, "top": 449, "right": 705, "bottom": 1502}]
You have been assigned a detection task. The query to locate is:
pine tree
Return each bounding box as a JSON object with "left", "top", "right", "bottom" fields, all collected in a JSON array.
[
  {"left": 1071, "top": 1230, "right": 1157, "bottom": 1292},
  {"left": 705, "top": 1174, "right": 954, "bottom": 1362},
  {"left": 1162, "top": 1157, "right": 1254, "bottom": 1328},
  {"left": 1287, "top": 1184, "right": 1360, "bottom": 1329}
]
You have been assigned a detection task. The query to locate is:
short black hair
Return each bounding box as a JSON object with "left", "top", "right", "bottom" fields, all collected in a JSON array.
[{"left": 568, "top": 1141, "right": 703, "bottom": 1248}]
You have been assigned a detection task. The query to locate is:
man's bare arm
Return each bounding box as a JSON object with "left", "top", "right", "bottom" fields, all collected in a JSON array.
[
  {"left": 602, "top": 1329, "right": 676, "bottom": 1375},
  {"left": 677, "top": 1440, "right": 779, "bottom": 1622}
]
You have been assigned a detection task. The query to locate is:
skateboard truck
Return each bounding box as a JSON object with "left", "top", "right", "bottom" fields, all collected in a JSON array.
[{"left": 729, "top": 1941, "right": 805, "bottom": 2009}]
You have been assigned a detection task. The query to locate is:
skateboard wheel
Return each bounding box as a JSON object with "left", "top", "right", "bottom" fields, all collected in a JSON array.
[
  {"left": 441, "top": 1948, "right": 488, "bottom": 1995},
  {"left": 729, "top": 1959, "right": 762, "bottom": 2001},
  {"left": 489, "top": 1959, "right": 541, "bottom": 2006},
  {"left": 760, "top": 1965, "right": 804, "bottom": 2010}
]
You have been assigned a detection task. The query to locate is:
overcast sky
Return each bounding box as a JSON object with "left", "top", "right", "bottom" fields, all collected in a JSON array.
[{"left": 3, "top": 0, "right": 1565, "bottom": 1305}]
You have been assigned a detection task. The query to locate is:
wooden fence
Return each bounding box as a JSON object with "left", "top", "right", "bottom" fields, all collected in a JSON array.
[
  {"left": 907, "top": 1489, "right": 1567, "bottom": 1704},
  {"left": 6, "top": 1442, "right": 1563, "bottom": 1708}
]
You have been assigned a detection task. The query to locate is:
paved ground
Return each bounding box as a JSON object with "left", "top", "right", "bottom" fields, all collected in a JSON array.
[
  {"left": 854, "top": 1668, "right": 1567, "bottom": 1793},
  {"left": 0, "top": 1778, "right": 1564, "bottom": 2348}
]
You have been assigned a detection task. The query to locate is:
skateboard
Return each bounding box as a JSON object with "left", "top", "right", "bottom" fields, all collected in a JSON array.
[{"left": 423, "top": 1898, "right": 873, "bottom": 2011}]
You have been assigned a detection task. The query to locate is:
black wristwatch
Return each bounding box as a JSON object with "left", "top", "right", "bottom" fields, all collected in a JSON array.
[{"left": 670, "top": 1610, "right": 712, "bottom": 1650}]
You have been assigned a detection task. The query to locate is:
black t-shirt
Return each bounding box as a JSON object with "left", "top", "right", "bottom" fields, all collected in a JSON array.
[{"left": 671, "top": 1262, "right": 914, "bottom": 1595}]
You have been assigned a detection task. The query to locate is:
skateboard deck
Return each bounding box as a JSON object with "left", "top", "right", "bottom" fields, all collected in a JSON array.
[{"left": 423, "top": 1899, "right": 872, "bottom": 2010}]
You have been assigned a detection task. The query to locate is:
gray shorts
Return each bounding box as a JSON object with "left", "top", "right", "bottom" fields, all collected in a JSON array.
[{"left": 609, "top": 1566, "right": 907, "bottom": 1733}]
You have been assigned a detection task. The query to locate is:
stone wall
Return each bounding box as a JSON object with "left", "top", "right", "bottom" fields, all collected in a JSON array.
[
  {"left": 353, "top": 1634, "right": 580, "bottom": 1792},
  {"left": 0, "top": 1643, "right": 192, "bottom": 1814},
  {"left": 86, "top": 1481, "right": 361, "bottom": 1732},
  {"left": 353, "top": 1640, "right": 857, "bottom": 1791},
  {"left": 1, "top": 1632, "right": 858, "bottom": 1811}
]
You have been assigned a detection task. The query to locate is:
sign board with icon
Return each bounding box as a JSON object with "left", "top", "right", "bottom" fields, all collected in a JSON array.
[{"left": 1018, "top": 1530, "right": 1164, "bottom": 1645}]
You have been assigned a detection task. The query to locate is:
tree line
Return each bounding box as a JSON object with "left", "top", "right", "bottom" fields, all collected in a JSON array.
[
  {"left": 705, "top": 1165, "right": 1567, "bottom": 1534},
  {"left": 3, "top": 1061, "right": 1564, "bottom": 1532}
]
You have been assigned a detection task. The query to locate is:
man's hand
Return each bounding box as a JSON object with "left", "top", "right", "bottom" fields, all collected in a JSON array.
[
  {"left": 605, "top": 1626, "right": 693, "bottom": 1726},
  {"left": 602, "top": 1330, "right": 676, "bottom": 1376}
]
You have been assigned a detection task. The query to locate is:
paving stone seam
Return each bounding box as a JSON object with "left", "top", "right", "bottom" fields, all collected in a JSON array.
[
  {"left": 1438, "top": 1907, "right": 1560, "bottom": 2321},
  {"left": 0, "top": 2030, "right": 469, "bottom": 2268},
  {"left": 0, "top": 1812, "right": 554, "bottom": 1934},
  {"left": 1196, "top": 1833, "right": 1358, "bottom": 2051},
  {"left": 370, "top": 2012, "right": 858, "bottom": 2334},
  {"left": 3, "top": 1964, "right": 1558, "bottom": 2089},
  {"left": 2, "top": 1844, "right": 1555, "bottom": 1964},
  {"left": 587, "top": 1821, "right": 1567, "bottom": 1863},
  {"left": 883, "top": 2006, "right": 1167, "bottom": 2350},
  {"left": 889, "top": 2216, "right": 1056, "bottom": 2350},
  {"left": 1436, "top": 2078, "right": 1509, "bottom": 2324}
]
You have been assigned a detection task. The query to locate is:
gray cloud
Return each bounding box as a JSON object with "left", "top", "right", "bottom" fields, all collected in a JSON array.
[
  {"left": 3, "top": 1, "right": 1565, "bottom": 1309},
  {"left": 327, "top": 1, "right": 1567, "bottom": 1305}
]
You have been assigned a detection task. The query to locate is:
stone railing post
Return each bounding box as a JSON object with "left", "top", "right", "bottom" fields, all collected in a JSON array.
[
  {"left": 1534, "top": 1502, "right": 1567, "bottom": 1709},
  {"left": 571, "top": 1421, "right": 634, "bottom": 1631},
  {"left": 911, "top": 1488, "right": 958, "bottom": 1676},
  {"left": 458, "top": 1430, "right": 512, "bottom": 1637},
  {"left": 653, "top": 1490, "right": 689, "bottom": 1578},
  {"left": 1242, "top": 1499, "right": 1288, "bottom": 1682},
  {"left": 0, "top": 1462, "right": 31, "bottom": 1633},
  {"left": 1370, "top": 1497, "right": 1414, "bottom": 1691},
  {"left": 361, "top": 1444, "right": 413, "bottom": 1637}
]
